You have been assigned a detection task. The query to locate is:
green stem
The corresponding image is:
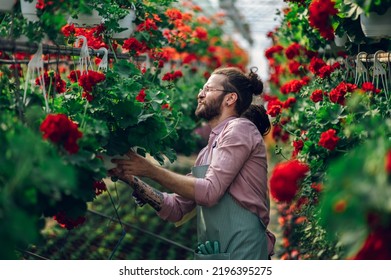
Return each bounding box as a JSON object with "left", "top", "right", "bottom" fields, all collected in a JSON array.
[
  {"left": 108, "top": 41, "right": 118, "bottom": 63},
  {"left": 161, "top": 115, "right": 181, "bottom": 140},
  {"left": 80, "top": 99, "right": 89, "bottom": 130}
]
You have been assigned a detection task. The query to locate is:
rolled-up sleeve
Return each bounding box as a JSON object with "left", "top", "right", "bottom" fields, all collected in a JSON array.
[
  {"left": 157, "top": 192, "right": 196, "bottom": 222},
  {"left": 194, "top": 120, "right": 254, "bottom": 207}
]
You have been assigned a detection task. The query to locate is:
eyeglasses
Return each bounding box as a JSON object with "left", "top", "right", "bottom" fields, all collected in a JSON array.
[{"left": 199, "top": 86, "right": 230, "bottom": 95}]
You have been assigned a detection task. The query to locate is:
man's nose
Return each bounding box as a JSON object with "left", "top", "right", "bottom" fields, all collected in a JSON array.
[{"left": 198, "top": 89, "right": 206, "bottom": 98}]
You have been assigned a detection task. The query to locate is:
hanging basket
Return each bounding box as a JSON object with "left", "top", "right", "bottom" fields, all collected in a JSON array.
[
  {"left": 21, "top": 0, "right": 39, "bottom": 22},
  {"left": 112, "top": 9, "right": 136, "bottom": 39},
  {"left": 0, "top": 0, "right": 16, "bottom": 12},
  {"left": 360, "top": 8, "right": 391, "bottom": 39},
  {"left": 334, "top": 33, "right": 347, "bottom": 47},
  {"left": 68, "top": 9, "right": 103, "bottom": 27}
]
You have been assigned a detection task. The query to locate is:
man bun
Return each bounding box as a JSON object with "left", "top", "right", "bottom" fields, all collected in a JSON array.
[{"left": 248, "top": 67, "right": 263, "bottom": 96}]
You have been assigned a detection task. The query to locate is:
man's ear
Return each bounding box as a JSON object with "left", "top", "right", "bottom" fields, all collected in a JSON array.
[{"left": 226, "top": 92, "right": 238, "bottom": 106}]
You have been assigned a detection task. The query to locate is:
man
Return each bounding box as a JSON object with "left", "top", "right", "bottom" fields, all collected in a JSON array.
[{"left": 111, "top": 67, "right": 275, "bottom": 259}]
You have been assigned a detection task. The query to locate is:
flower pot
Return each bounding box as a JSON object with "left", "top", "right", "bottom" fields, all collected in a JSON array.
[
  {"left": 0, "top": 0, "right": 16, "bottom": 11},
  {"left": 360, "top": 8, "right": 391, "bottom": 38},
  {"left": 334, "top": 33, "right": 347, "bottom": 47},
  {"left": 112, "top": 9, "right": 136, "bottom": 39},
  {"left": 21, "top": 0, "right": 39, "bottom": 22},
  {"left": 98, "top": 153, "right": 128, "bottom": 170},
  {"left": 68, "top": 9, "right": 102, "bottom": 27}
]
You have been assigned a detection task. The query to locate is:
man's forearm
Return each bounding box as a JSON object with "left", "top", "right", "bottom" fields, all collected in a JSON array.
[
  {"left": 148, "top": 165, "right": 196, "bottom": 200},
  {"left": 126, "top": 177, "right": 164, "bottom": 211}
]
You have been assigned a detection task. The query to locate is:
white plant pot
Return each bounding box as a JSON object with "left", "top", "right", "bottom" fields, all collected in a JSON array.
[
  {"left": 98, "top": 154, "right": 128, "bottom": 170},
  {"left": 68, "top": 9, "right": 102, "bottom": 27},
  {"left": 0, "top": 0, "right": 16, "bottom": 11},
  {"left": 112, "top": 9, "right": 136, "bottom": 39},
  {"left": 334, "top": 33, "right": 347, "bottom": 47},
  {"left": 21, "top": 0, "right": 39, "bottom": 22},
  {"left": 360, "top": 8, "right": 391, "bottom": 38}
]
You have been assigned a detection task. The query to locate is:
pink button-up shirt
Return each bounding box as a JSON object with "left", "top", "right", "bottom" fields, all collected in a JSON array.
[{"left": 158, "top": 116, "right": 271, "bottom": 228}]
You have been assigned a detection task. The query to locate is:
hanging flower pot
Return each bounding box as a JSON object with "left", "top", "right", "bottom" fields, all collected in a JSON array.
[
  {"left": 68, "top": 9, "right": 102, "bottom": 27},
  {"left": 0, "top": 0, "right": 16, "bottom": 12},
  {"left": 112, "top": 9, "right": 137, "bottom": 39},
  {"left": 360, "top": 8, "right": 391, "bottom": 38},
  {"left": 21, "top": 0, "right": 39, "bottom": 22},
  {"left": 334, "top": 33, "right": 347, "bottom": 47}
]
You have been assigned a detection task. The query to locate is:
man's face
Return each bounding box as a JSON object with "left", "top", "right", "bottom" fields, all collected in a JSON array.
[{"left": 195, "top": 74, "right": 227, "bottom": 121}]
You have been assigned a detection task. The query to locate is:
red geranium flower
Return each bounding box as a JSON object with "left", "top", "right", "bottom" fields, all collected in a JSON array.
[
  {"left": 386, "top": 150, "right": 391, "bottom": 174},
  {"left": 266, "top": 99, "right": 283, "bottom": 117},
  {"left": 292, "top": 139, "right": 304, "bottom": 158},
  {"left": 285, "top": 43, "right": 302, "bottom": 59},
  {"left": 310, "top": 89, "right": 324, "bottom": 102},
  {"left": 318, "top": 129, "right": 339, "bottom": 150},
  {"left": 35, "top": 71, "right": 66, "bottom": 94},
  {"left": 269, "top": 159, "right": 309, "bottom": 203},
  {"left": 122, "top": 38, "right": 148, "bottom": 55},
  {"left": 362, "top": 82, "right": 381, "bottom": 94},
  {"left": 308, "top": 0, "right": 338, "bottom": 40},
  {"left": 40, "top": 114, "right": 83, "bottom": 154},
  {"left": 136, "top": 89, "right": 146, "bottom": 102},
  {"left": 54, "top": 211, "right": 86, "bottom": 230},
  {"left": 329, "top": 82, "right": 357, "bottom": 105},
  {"left": 78, "top": 70, "right": 106, "bottom": 93},
  {"left": 353, "top": 226, "right": 391, "bottom": 260},
  {"left": 94, "top": 180, "right": 107, "bottom": 196}
]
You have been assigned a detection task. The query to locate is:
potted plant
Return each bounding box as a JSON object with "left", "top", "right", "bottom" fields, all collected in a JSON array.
[{"left": 338, "top": 0, "right": 391, "bottom": 38}]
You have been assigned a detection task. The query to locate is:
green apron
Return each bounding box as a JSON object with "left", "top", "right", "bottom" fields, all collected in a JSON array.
[{"left": 192, "top": 164, "right": 268, "bottom": 260}]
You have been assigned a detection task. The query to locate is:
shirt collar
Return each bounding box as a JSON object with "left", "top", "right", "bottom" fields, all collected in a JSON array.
[{"left": 210, "top": 116, "right": 237, "bottom": 137}]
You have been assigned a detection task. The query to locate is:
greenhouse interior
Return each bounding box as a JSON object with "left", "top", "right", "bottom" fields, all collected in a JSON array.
[{"left": 1, "top": 0, "right": 391, "bottom": 261}]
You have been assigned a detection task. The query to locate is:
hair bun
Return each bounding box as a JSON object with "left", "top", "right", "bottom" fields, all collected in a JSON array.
[{"left": 248, "top": 67, "right": 263, "bottom": 96}]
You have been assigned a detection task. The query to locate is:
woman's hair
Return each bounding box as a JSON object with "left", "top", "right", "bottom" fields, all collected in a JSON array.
[
  {"left": 212, "top": 66, "right": 270, "bottom": 136},
  {"left": 241, "top": 104, "right": 271, "bottom": 136}
]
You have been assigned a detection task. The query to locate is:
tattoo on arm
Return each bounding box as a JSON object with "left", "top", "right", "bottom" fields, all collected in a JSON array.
[{"left": 129, "top": 177, "right": 164, "bottom": 211}]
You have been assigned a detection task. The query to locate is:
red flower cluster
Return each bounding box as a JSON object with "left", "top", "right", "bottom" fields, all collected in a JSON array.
[
  {"left": 68, "top": 70, "right": 81, "bottom": 83},
  {"left": 329, "top": 82, "right": 357, "bottom": 105},
  {"left": 165, "top": 8, "right": 183, "bottom": 21},
  {"left": 162, "top": 70, "right": 183, "bottom": 81},
  {"left": 78, "top": 70, "right": 106, "bottom": 101},
  {"left": 40, "top": 114, "right": 83, "bottom": 154},
  {"left": 310, "top": 89, "right": 324, "bottom": 103},
  {"left": 353, "top": 226, "right": 391, "bottom": 260},
  {"left": 386, "top": 150, "right": 391, "bottom": 174},
  {"left": 288, "top": 60, "right": 304, "bottom": 75},
  {"left": 36, "top": 0, "right": 58, "bottom": 10},
  {"left": 122, "top": 38, "right": 148, "bottom": 55},
  {"left": 266, "top": 99, "right": 283, "bottom": 117},
  {"left": 137, "top": 18, "right": 159, "bottom": 32},
  {"left": 94, "top": 180, "right": 107, "bottom": 196},
  {"left": 308, "top": 0, "right": 338, "bottom": 40},
  {"left": 193, "top": 26, "right": 208, "bottom": 40},
  {"left": 35, "top": 71, "right": 66, "bottom": 94},
  {"left": 362, "top": 82, "right": 381, "bottom": 94},
  {"left": 318, "top": 129, "right": 339, "bottom": 150},
  {"left": 280, "top": 79, "right": 305, "bottom": 94},
  {"left": 136, "top": 89, "right": 146, "bottom": 102},
  {"left": 265, "top": 45, "right": 284, "bottom": 59},
  {"left": 270, "top": 159, "right": 309, "bottom": 203},
  {"left": 292, "top": 139, "right": 304, "bottom": 158},
  {"left": 309, "top": 57, "right": 340, "bottom": 78},
  {"left": 54, "top": 211, "right": 86, "bottom": 230},
  {"left": 285, "top": 43, "right": 302, "bottom": 59}
]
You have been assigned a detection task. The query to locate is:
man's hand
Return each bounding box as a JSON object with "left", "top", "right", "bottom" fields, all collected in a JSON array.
[{"left": 111, "top": 150, "right": 154, "bottom": 178}]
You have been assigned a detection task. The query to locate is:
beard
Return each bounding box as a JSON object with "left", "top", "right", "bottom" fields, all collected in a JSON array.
[{"left": 195, "top": 93, "right": 225, "bottom": 121}]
